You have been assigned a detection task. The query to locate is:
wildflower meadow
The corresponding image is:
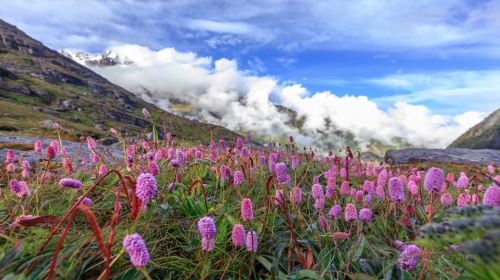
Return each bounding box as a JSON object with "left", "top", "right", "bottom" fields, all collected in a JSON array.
[{"left": 1, "top": 112, "right": 499, "bottom": 279}]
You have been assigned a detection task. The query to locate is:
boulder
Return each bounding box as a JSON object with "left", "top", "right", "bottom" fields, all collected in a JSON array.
[{"left": 385, "top": 148, "right": 500, "bottom": 166}]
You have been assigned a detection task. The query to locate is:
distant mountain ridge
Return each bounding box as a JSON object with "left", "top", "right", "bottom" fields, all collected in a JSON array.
[
  {"left": 0, "top": 19, "right": 240, "bottom": 143},
  {"left": 448, "top": 108, "right": 500, "bottom": 150}
]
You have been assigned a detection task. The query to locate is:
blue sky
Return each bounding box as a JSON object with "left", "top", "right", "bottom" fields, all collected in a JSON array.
[{"left": 1, "top": 0, "right": 499, "bottom": 148}]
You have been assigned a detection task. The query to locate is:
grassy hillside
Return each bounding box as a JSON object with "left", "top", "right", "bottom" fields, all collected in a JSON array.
[
  {"left": 0, "top": 19, "right": 240, "bottom": 143},
  {"left": 449, "top": 109, "right": 500, "bottom": 150}
]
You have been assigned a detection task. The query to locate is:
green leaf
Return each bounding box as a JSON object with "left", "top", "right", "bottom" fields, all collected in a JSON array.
[
  {"left": 295, "top": 269, "right": 322, "bottom": 279},
  {"left": 271, "top": 242, "right": 289, "bottom": 278},
  {"left": 352, "top": 235, "right": 366, "bottom": 264},
  {"left": 256, "top": 256, "right": 287, "bottom": 280}
]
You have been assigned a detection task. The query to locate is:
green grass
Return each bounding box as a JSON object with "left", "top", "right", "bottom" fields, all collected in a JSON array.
[{"left": 0, "top": 137, "right": 497, "bottom": 279}]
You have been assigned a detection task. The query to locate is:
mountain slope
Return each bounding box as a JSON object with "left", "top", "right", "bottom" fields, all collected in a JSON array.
[
  {"left": 448, "top": 108, "right": 500, "bottom": 150},
  {"left": 0, "top": 19, "right": 239, "bottom": 143}
]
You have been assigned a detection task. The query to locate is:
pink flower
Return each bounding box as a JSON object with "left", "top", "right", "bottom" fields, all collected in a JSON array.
[
  {"left": 78, "top": 195, "right": 93, "bottom": 206},
  {"left": 45, "top": 146, "right": 56, "bottom": 159},
  {"left": 231, "top": 224, "right": 246, "bottom": 247},
  {"left": 142, "top": 108, "right": 151, "bottom": 118},
  {"left": 446, "top": 172, "right": 455, "bottom": 183},
  {"left": 123, "top": 233, "right": 150, "bottom": 268},
  {"left": 455, "top": 174, "right": 469, "bottom": 189},
  {"left": 344, "top": 203, "right": 357, "bottom": 222},
  {"left": 21, "top": 169, "right": 29, "bottom": 178},
  {"left": 241, "top": 198, "right": 254, "bottom": 221},
  {"left": 314, "top": 198, "right": 325, "bottom": 211},
  {"left": 98, "top": 164, "right": 107, "bottom": 176},
  {"left": 275, "top": 162, "right": 289, "bottom": 185},
  {"left": 398, "top": 245, "right": 421, "bottom": 271},
  {"left": 290, "top": 187, "right": 302, "bottom": 205},
  {"left": 246, "top": 230, "right": 258, "bottom": 252},
  {"left": 376, "top": 185, "right": 385, "bottom": 199},
  {"left": 136, "top": 173, "right": 157, "bottom": 202},
  {"left": 340, "top": 168, "right": 347, "bottom": 179},
  {"left": 6, "top": 163, "right": 15, "bottom": 173},
  {"left": 424, "top": 167, "right": 444, "bottom": 193},
  {"left": 377, "top": 169, "right": 387, "bottom": 187},
  {"left": 311, "top": 183, "right": 324, "bottom": 200},
  {"left": 365, "top": 194, "right": 372, "bottom": 204},
  {"left": 9, "top": 180, "right": 30, "bottom": 197},
  {"left": 388, "top": 177, "right": 405, "bottom": 202},
  {"left": 340, "top": 181, "right": 350, "bottom": 196},
  {"left": 275, "top": 189, "right": 284, "bottom": 206},
  {"left": 487, "top": 165, "right": 495, "bottom": 174},
  {"left": 326, "top": 177, "right": 335, "bottom": 199},
  {"left": 50, "top": 140, "right": 59, "bottom": 154},
  {"left": 5, "top": 149, "right": 15, "bottom": 163},
  {"left": 333, "top": 232, "right": 350, "bottom": 241},
  {"left": 34, "top": 140, "right": 42, "bottom": 153},
  {"left": 63, "top": 158, "right": 73, "bottom": 173},
  {"left": 440, "top": 193, "right": 453, "bottom": 206},
  {"left": 362, "top": 180, "right": 374, "bottom": 194},
  {"left": 91, "top": 153, "right": 99, "bottom": 164},
  {"left": 148, "top": 161, "right": 159, "bottom": 176},
  {"left": 359, "top": 208, "right": 373, "bottom": 223},
  {"left": 457, "top": 193, "right": 469, "bottom": 207},
  {"left": 233, "top": 171, "right": 244, "bottom": 185},
  {"left": 394, "top": 240, "right": 408, "bottom": 251},
  {"left": 355, "top": 190, "right": 364, "bottom": 203},
  {"left": 408, "top": 181, "right": 419, "bottom": 196},
  {"left": 318, "top": 216, "right": 328, "bottom": 231},
  {"left": 59, "top": 178, "right": 82, "bottom": 189},
  {"left": 236, "top": 137, "right": 244, "bottom": 150},
  {"left": 483, "top": 185, "right": 500, "bottom": 207},
  {"left": 329, "top": 204, "right": 342, "bottom": 219},
  {"left": 198, "top": 216, "right": 216, "bottom": 239}
]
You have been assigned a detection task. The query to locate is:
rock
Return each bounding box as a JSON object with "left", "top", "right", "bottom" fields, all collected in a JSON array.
[
  {"left": 94, "top": 123, "right": 105, "bottom": 131},
  {"left": 146, "top": 129, "right": 166, "bottom": 140},
  {"left": 62, "top": 99, "right": 75, "bottom": 108},
  {"left": 101, "top": 137, "right": 118, "bottom": 146},
  {"left": 39, "top": 119, "right": 55, "bottom": 128},
  {"left": 385, "top": 148, "right": 500, "bottom": 166}
]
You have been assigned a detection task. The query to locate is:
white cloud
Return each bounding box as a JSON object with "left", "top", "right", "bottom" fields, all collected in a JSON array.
[
  {"left": 66, "top": 44, "right": 487, "bottom": 150},
  {"left": 3, "top": 0, "right": 500, "bottom": 54},
  {"left": 371, "top": 71, "right": 500, "bottom": 113}
]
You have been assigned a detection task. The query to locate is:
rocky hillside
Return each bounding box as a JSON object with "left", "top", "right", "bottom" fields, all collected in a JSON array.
[
  {"left": 0, "top": 19, "right": 240, "bottom": 143},
  {"left": 448, "top": 108, "right": 500, "bottom": 150}
]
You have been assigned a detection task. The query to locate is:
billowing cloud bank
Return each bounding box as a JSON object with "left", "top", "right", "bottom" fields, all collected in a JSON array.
[{"left": 68, "top": 45, "right": 484, "bottom": 150}]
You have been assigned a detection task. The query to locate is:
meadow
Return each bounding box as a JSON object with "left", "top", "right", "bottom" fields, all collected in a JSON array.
[{"left": 1, "top": 110, "right": 499, "bottom": 280}]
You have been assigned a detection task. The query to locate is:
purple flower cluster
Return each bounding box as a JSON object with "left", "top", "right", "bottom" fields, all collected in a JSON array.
[
  {"left": 388, "top": 177, "right": 405, "bottom": 202},
  {"left": 329, "top": 204, "right": 342, "bottom": 219},
  {"left": 9, "top": 179, "right": 30, "bottom": 197},
  {"left": 483, "top": 185, "right": 499, "bottom": 207},
  {"left": 136, "top": 173, "right": 157, "bottom": 202},
  {"left": 233, "top": 170, "right": 244, "bottom": 186},
  {"left": 123, "top": 233, "right": 150, "bottom": 268},
  {"left": 241, "top": 198, "right": 254, "bottom": 221},
  {"left": 344, "top": 203, "right": 357, "bottom": 222},
  {"left": 198, "top": 216, "right": 216, "bottom": 252},
  {"left": 246, "top": 230, "right": 258, "bottom": 252},
  {"left": 275, "top": 162, "right": 290, "bottom": 185},
  {"left": 231, "top": 224, "right": 246, "bottom": 247},
  {"left": 59, "top": 178, "right": 82, "bottom": 189},
  {"left": 359, "top": 208, "right": 373, "bottom": 223},
  {"left": 424, "top": 167, "right": 444, "bottom": 193},
  {"left": 398, "top": 245, "right": 421, "bottom": 271}
]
